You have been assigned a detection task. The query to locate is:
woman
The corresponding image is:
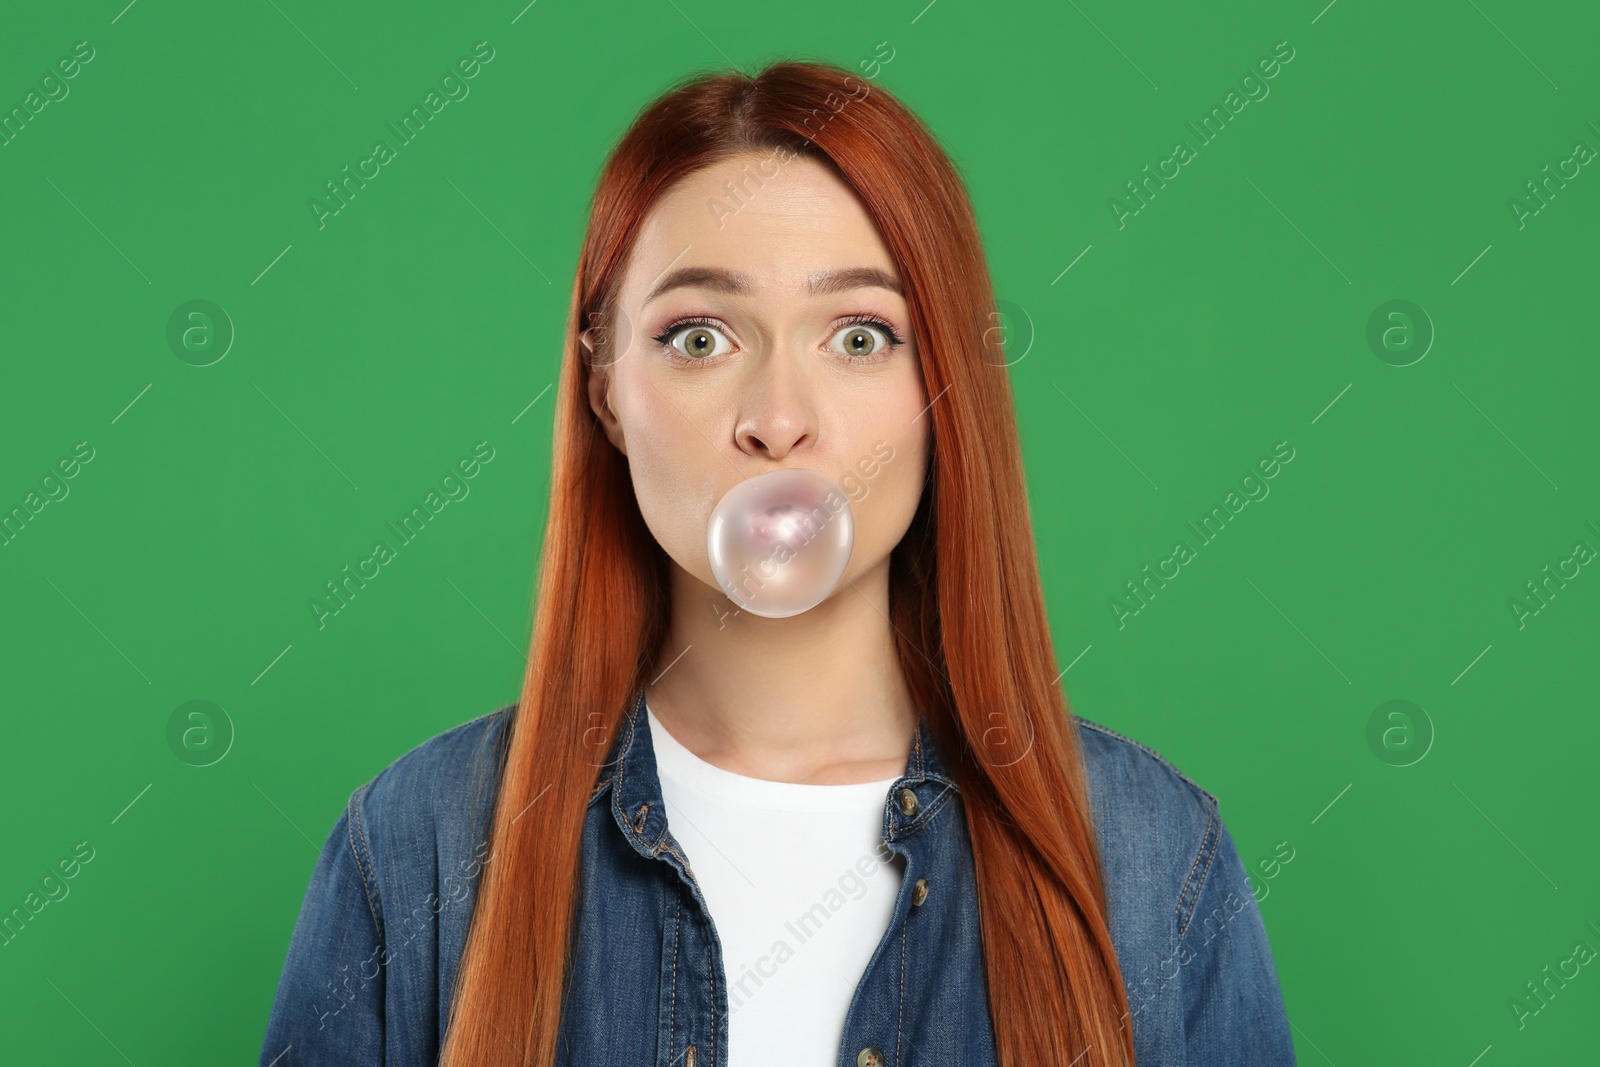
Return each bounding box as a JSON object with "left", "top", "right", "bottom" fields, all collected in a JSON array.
[{"left": 260, "top": 59, "right": 1295, "bottom": 1067}]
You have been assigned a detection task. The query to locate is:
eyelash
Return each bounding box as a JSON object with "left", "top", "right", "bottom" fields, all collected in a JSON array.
[{"left": 650, "top": 314, "right": 906, "bottom": 366}]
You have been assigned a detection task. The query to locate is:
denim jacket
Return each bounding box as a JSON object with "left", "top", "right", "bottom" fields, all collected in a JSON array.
[{"left": 260, "top": 687, "right": 1296, "bottom": 1065}]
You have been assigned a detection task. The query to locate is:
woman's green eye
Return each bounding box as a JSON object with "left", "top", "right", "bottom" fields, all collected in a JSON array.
[
  {"left": 831, "top": 323, "right": 890, "bottom": 359},
  {"left": 657, "top": 323, "right": 733, "bottom": 360}
]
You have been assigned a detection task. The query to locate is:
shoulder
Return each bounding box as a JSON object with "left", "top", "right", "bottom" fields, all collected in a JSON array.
[
  {"left": 1071, "top": 714, "right": 1223, "bottom": 937},
  {"left": 351, "top": 706, "right": 514, "bottom": 864},
  {"left": 1070, "top": 716, "right": 1297, "bottom": 1061},
  {"left": 260, "top": 707, "right": 518, "bottom": 1058},
  {"left": 1071, "top": 714, "right": 1219, "bottom": 812}
]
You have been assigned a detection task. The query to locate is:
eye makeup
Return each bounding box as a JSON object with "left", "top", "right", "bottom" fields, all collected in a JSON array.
[{"left": 649, "top": 312, "right": 907, "bottom": 367}]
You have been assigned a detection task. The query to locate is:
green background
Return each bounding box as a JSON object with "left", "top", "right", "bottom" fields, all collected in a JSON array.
[{"left": 2, "top": 0, "right": 1596, "bottom": 1062}]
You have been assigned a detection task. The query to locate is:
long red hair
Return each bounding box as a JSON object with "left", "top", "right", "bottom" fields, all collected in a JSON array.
[{"left": 439, "top": 59, "right": 1135, "bottom": 1066}]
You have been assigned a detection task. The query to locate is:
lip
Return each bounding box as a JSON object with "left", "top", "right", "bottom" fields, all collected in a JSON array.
[
  {"left": 749, "top": 503, "right": 807, "bottom": 548},
  {"left": 742, "top": 468, "right": 827, "bottom": 511},
  {"left": 732, "top": 469, "right": 833, "bottom": 550}
]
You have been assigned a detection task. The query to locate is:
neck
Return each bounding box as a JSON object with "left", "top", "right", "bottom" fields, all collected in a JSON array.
[{"left": 644, "top": 556, "right": 917, "bottom": 785}]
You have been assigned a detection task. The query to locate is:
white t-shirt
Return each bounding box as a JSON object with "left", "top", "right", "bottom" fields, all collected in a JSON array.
[{"left": 645, "top": 704, "right": 907, "bottom": 1066}]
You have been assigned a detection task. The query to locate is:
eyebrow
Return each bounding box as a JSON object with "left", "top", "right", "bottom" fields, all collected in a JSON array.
[{"left": 642, "top": 265, "right": 904, "bottom": 307}]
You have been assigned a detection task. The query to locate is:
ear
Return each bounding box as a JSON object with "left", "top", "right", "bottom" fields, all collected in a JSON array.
[{"left": 584, "top": 352, "right": 628, "bottom": 457}]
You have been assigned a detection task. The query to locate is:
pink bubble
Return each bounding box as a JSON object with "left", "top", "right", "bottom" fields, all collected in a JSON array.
[{"left": 706, "top": 467, "right": 854, "bottom": 618}]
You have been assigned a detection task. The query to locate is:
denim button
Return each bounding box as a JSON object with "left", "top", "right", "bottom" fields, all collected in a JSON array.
[
  {"left": 911, "top": 877, "right": 928, "bottom": 906},
  {"left": 896, "top": 786, "right": 919, "bottom": 816},
  {"left": 856, "top": 1048, "right": 885, "bottom": 1067}
]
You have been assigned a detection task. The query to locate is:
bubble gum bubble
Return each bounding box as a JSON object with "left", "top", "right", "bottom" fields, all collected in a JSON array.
[{"left": 706, "top": 467, "right": 854, "bottom": 619}]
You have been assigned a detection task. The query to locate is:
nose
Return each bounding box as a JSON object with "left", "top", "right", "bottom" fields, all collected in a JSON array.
[{"left": 733, "top": 348, "right": 818, "bottom": 461}]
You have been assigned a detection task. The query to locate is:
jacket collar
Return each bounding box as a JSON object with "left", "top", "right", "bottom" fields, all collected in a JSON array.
[{"left": 602, "top": 684, "right": 960, "bottom": 860}]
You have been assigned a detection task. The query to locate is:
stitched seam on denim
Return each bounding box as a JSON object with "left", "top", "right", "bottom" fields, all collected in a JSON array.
[
  {"left": 914, "top": 772, "right": 961, "bottom": 795},
  {"left": 709, "top": 948, "right": 716, "bottom": 1067},
  {"left": 346, "top": 783, "right": 386, "bottom": 944},
  {"left": 1175, "top": 800, "right": 1218, "bottom": 936},
  {"left": 701, "top": 867, "right": 718, "bottom": 1067},
  {"left": 461, "top": 706, "right": 506, "bottom": 729},
  {"left": 418, "top": 707, "right": 509, "bottom": 761},
  {"left": 655, "top": 838, "right": 696, "bottom": 889},
  {"left": 668, "top": 891, "right": 680, "bottom": 1057},
  {"left": 892, "top": 784, "right": 956, "bottom": 839},
  {"left": 650, "top": 821, "right": 687, "bottom": 859},
  {"left": 1076, "top": 717, "right": 1220, "bottom": 806},
  {"left": 896, "top": 904, "right": 907, "bottom": 1066},
  {"left": 1185, "top": 816, "right": 1221, "bottom": 939},
  {"left": 611, "top": 704, "right": 643, "bottom": 848},
  {"left": 1175, "top": 799, "right": 1220, "bottom": 939}
]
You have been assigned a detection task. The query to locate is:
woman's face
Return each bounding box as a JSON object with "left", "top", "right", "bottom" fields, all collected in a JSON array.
[{"left": 587, "top": 149, "right": 932, "bottom": 610}]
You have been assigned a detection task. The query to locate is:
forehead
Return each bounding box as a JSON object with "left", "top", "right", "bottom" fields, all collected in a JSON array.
[{"left": 620, "top": 152, "right": 899, "bottom": 300}]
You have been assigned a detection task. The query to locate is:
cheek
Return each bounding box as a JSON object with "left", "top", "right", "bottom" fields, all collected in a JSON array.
[
  {"left": 842, "top": 396, "right": 930, "bottom": 547},
  {"left": 875, "top": 431, "right": 928, "bottom": 527},
  {"left": 617, "top": 386, "right": 722, "bottom": 563}
]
